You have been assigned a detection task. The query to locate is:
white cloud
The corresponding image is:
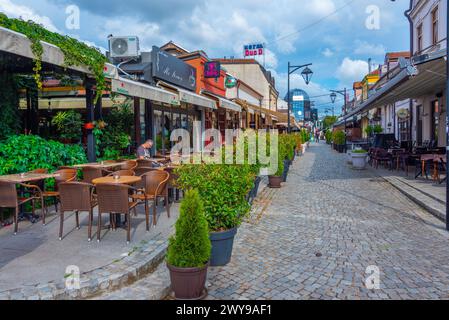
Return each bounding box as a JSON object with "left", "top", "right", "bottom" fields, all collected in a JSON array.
[
  {"left": 354, "top": 40, "right": 386, "bottom": 56},
  {"left": 336, "top": 57, "right": 369, "bottom": 85},
  {"left": 0, "top": 0, "right": 59, "bottom": 32},
  {"left": 322, "top": 48, "right": 334, "bottom": 57}
]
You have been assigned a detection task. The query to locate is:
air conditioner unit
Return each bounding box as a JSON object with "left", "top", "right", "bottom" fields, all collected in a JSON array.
[{"left": 109, "top": 36, "right": 140, "bottom": 59}]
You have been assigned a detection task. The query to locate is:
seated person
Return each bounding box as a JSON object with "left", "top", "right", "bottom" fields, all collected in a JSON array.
[{"left": 136, "top": 140, "right": 154, "bottom": 160}]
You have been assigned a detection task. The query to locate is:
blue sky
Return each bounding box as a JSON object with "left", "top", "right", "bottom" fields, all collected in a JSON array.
[{"left": 0, "top": 0, "right": 411, "bottom": 116}]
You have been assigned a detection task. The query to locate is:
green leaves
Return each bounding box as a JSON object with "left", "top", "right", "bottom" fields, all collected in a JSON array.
[
  {"left": 167, "top": 189, "right": 211, "bottom": 268},
  {"left": 175, "top": 164, "right": 255, "bottom": 232},
  {"left": 0, "top": 14, "right": 108, "bottom": 101},
  {"left": 0, "top": 71, "right": 21, "bottom": 140},
  {"left": 51, "top": 110, "right": 83, "bottom": 142},
  {"left": 333, "top": 130, "right": 345, "bottom": 145},
  {"left": 0, "top": 135, "right": 87, "bottom": 175}
]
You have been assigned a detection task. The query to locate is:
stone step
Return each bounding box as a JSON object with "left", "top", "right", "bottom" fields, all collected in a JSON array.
[{"left": 383, "top": 176, "right": 446, "bottom": 222}]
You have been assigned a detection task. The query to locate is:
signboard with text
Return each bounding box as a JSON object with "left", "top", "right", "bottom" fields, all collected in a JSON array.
[
  {"left": 151, "top": 46, "right": 197, "bottom": 91},
  {"left": 244, "top": 44, "right": 264, "bottom": 57}
]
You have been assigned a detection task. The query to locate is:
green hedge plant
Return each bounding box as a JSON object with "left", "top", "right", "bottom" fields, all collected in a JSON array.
[
  {"left": 175, "top": 164, "right": 255, "bottom": 232},
  {"left": 333, "top": 130, "right": 345, "bottom": 145},
  {"left": 0, "top": 135, "right": 87, "bottom": 175},
  {"left": 166, "top": 189, "right": 211, "bottom": 268}
]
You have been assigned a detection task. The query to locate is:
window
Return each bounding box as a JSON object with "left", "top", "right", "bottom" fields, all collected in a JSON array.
[
  {"left": 417, "top": 23, "right": 423, "bottom": 52},
  {"left": 432, "top": 7, "right": 439, "bottom": 45}
]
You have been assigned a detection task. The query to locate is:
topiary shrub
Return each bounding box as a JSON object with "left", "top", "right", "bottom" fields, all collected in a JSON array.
[{"left": 166, "top": 189, "right": 211, "bottom": 268}]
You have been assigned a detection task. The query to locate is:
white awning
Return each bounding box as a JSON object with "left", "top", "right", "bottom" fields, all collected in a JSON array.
[
  {"left": 0, "top": 26, "right": 90, "bottom": 74},
  {"left": 157, "top": 81, "right": 217, "bottom": 110},
  {"left": 112, "top": 77, "right": 179, "bottom": 105},
  {"left": 203, "top": 92, "right": 242, "bottom": 112},
  {"left": 0, "top": 26, "right": 120, "bottom": 80}
]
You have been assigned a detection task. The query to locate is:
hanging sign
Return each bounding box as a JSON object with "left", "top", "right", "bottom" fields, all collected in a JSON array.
[
  {"left": 225, "top": 75, "right": 237, "bottom": 88},
  {"left": 397, "top": 108, "right": 410, "bottom": 119},
  {"left": 244, "top": 44, "right": 264, "bottom": 57},
  {"left": 204, "top": 61, "right": 221, "bottom": 78}
]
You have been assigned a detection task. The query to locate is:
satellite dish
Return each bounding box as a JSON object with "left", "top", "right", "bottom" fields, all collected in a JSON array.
[{"left": 111, "top": 38, "right": 129, "bottom": 56}]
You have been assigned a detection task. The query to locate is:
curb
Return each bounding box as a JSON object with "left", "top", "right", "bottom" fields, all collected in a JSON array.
[{"left": 0, "top": 237, "right": 168, "bottom": 300}]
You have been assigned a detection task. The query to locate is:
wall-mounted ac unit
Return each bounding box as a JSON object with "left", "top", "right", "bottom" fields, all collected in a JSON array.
[{"left": 109, "top": 36, "right": 140, "bottom": 59}]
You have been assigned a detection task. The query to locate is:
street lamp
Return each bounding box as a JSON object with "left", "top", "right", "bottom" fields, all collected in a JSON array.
[
  {"left": 330, "top": 88, "right": 348, "bottom": 152},
  {"left": 287, "top": 62, "right": 313, "bottom": 133}
]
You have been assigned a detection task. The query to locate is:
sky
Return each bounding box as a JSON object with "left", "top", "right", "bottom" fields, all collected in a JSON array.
[{"left": 0, "top": 0, "right": 411, "bottom": 116}]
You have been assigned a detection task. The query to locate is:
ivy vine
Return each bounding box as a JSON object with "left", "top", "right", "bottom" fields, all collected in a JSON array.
[{"left": 0, "top": 13, "right": 107, "bottom": 101}]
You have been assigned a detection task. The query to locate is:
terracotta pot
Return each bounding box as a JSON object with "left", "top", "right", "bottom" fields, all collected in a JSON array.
[
  {"left": 268, "top": 175, "right": 282, "bottom": 188},
  {"left": 167, "top": 263, "right": 209, "bottom": 300}
]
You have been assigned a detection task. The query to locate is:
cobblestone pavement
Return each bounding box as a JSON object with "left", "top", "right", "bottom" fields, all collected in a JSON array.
[{"left": 207, "top": 142, "right": 449, "bottom": 300}]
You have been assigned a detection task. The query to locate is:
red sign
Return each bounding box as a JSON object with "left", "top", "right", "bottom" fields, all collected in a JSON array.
[
  {"left": 244, "top": 44, "right": 264, "bottom": 57},
  {"left": 204, "top": 61, "right": 221, "bottom": 78}
]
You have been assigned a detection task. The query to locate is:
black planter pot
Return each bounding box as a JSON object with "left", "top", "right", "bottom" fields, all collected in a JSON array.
[
  {"left": 210, "top": 228, "right": 238, "bottom": 267},
  {"left": 282, "top": 160, "right": 290, "bottom": 182},
  {"left": 336, "top": 144, "right": 345, "bottom": 153},
  {"left": 167, "top": 263, "right": 209, "bottom": 300},
  {"left": 246, "top": 176, "right": 262, "bottom": 205}
]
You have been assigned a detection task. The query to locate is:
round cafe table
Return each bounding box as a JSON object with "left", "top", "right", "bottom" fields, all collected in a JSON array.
[{"left": 92, "top": 176, "right": 141, "bottom": 185}]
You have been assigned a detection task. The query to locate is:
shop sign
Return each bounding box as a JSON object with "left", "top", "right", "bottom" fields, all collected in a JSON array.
[
  {"left": 204, "top": 61, "right": 221, "bottom": 78},
  {"left": 225, "top": 75, "right": 237, "bottom": 88},
  {"left": 244, "top": 44, "right": 264, "bottom": 57},
  {"left": 151, "top": 46, "right": 197, "bottom": 91},
  {"left": 397, "top": 108, "right": 410, "bottom": 119}
]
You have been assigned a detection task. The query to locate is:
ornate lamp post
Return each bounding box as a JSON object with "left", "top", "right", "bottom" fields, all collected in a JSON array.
[
  {"left": 287, "top": 63, "right": 313, "bottom": 133},
  {"left": 330, "top": 89, "right": 348, "bottom": 152}
]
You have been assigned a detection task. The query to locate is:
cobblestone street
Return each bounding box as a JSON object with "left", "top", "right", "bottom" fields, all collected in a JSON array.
[{"left": 207, "top": 142, "right": 449, "bottom": 300}]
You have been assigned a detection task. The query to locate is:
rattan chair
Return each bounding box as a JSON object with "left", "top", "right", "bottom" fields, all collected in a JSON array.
[
  {"left": 120, "top": 160, "right": 138, "bottom": 171},
  {"left": 132, "top": 171, "right": 170, "bottom": 228},
  {"left": 96, "top": 183, "right": 143, "bottom": 243},
  {"left": 134, "top": 167, "right": 157, "bottom": 177},
  {"left": 82, "top": 166, "right": 111, "bottom": 183},
  {"left": 0, "top": 181, "right": 44, "bottom": 234},
  {"left": 58, "top": 182, "right": 97, "bottom": 241},
  {"left": 42, "top": 169, "right": 77, "bottom": 216},
  {"left": 164, "top": 167, "right": 181, "bottom": 203},
  {"left": 137, "top": 159, "right": 156, "bottom": 168}
]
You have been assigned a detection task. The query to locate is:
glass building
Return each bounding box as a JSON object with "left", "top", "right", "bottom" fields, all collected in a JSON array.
[{"left": 284, "top": 89, "right": 311, "bottom": 122}]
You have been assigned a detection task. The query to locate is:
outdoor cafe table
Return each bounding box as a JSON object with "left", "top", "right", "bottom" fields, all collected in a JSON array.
[
  {"left": 91, "top": 176, "right": 141, "bottom": 185},
  {"left": 72, "top": 161, "right": 128, "bottom": 170},
  {"left": 0, "top": 173, "right": 60, "bottom": 183},
  {"left": 415, "top": 154, "right": 443, "bottom": 181},
  {"left": 0, "top": 172, "right": 60, "bottom": 222}
]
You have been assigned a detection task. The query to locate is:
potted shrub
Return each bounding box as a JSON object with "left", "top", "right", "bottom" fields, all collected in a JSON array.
[
  {"left": 351, "top": 149, "right": 368, "bottom": 170},
  {"left": 333, "top": 130, "right": 346, "bottom": 153},
  {"left": 176, "top": 164, "right": 254, "bottom": 267},
  {"left": 167, "top": 189, "right": 211, "bottom": 300},
  {"left": 51, "top": 110, "right": 83, "bottom": 144},
  {"left": 268, "top": 138, "right": 287, "bottom": 188}
]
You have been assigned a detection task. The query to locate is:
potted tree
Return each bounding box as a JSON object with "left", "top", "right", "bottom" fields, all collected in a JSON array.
[
  {"left": 176, "top": 164, "right": 254, "bottom": 267},
  {"left": 167, "top": 189, "right": 211, "bottom": 300},
  {"left": 51, "top": 110, "right": 83, "bottom": 144},
  {"left": 351, "top": 149, "right": 368, "bottom": 170},
  {"left": 268, "top": 138, "right": 286, "bottom": 188}
]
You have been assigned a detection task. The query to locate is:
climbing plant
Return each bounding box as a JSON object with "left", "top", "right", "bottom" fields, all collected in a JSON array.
[
  {"left": 0, "top": 13, "right": 108, "bottom": 100},
  {"left": 0, "top": 71, "right": 21, "bottom": 140}
]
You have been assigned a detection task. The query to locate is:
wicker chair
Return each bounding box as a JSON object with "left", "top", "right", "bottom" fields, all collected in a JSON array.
[
  {"left": 137, "top": 159, "right": 156, "bottom": 168},
  {"left": 96, "top": 183, "right": 142, "bottom": 243},
  {"left": 132, "top": 171, "right": 170, "bottom": 228},
  {"left": 164, "top": 167, "right": 181, "bottom": 203},
  {"left": 42, "top": 169, "right": 77, "bottom": 216},
  {"left": 27, "top": 168, "right": 49, "bottom": 191},
  {"left": 120, "top": 160, "right": 138, "bottom": 171},
  {"left": 58, "top": 182, "right": 97, "bottom": 241},
  {"left": 108, "top": 170, "right": 135, "bottom": 177},
  {"left": 82, "top": 166, "right": 111, "bottom": 183},
  {"left": 0, "top": 181, "right": 44, "bottom": 234},
  {"left": 134, "top": 167, "right": 157, "bottom": 176}
]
